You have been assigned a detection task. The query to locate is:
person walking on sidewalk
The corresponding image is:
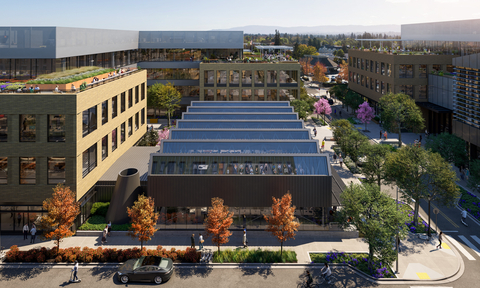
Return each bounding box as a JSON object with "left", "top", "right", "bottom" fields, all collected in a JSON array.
[
  {"left": 339, "top": 155, "right": 343, "bottom": 168},
  {"left": 30, "top": 225, "right": 36, "bottom": 243},
  {"left": 383, "top": 131, "right": 388, "bottom": 140},
  {"left": 107, "top": 221, "right": 112, "bottom": 237},
  {"left": 23, "top": 223, "right": 29, "bottom": 240},
  {"left": 333, "top": 153, "right": 337, "bottom": 163},
  {"left": 321, "top": 139, "right": 325, "bottom": 152},
  {"left": 191, "top": 233, "right": 195, "bottom": 249},
  {"left": 380, "top": 130, "right": 382, "bottom": 140},
  {"left": 313, "top": 127, "right": 317, "bottom": 137},
  {"left": 437, "top": 232, "right": 443, "bottom": 249},
  {"left": 101, "top": 227, "right": 107, "bottom": 245},
  {"left": 199, "top": 233, "right": 204, "bottom": 250},
  {"left": 243, "top": 230, "right": 248, "bottom": 248}
]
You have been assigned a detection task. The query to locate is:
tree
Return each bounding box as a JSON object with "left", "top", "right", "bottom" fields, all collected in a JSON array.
[
  {"left": 338, "top": 61, "right": 348, "bottom": 81},
  {"left": 356, "top": 102, "right": 375, "bottom": 131},
  {"left": 274, "top": 30, "right": 281, "bottom": 46},
  {"left": 299, "top": 57, "right": 313, "bottom": 75},
  {"left": 379, "top": 93, "right": 425, "bottom": 147},
  {"left": 314, "top": 98, "right": 331, "bottom": 121},
  {"left": 344, "top": 129, "right": 369, "bottom": 164},
  {"left": 329, "top": 84, "right": 347, "bottom": 104},
  {"left": 291, "top": 99, "right": 311, "bottom": 120},
  {"left": 295, "top": 44, "right": 319, "bottom": 59},
  {"left": 39, "top": 184, "right": 80, "bottom": 253},
  {"left": 344, "top": 89, "right": 363, "bottom": 112},
  {"left": 138, "top": 129, "right": 159, "bottom": 146},
  {"left": 264, "top": 192, "right": 300, "bottom": 256},
  {"left": 313, "top": 62, "right": 328, "bottom": 83},
  {"left": 334, "top": 49, "right": 345, "bottom": 58},
  {"left": 467, "top": 159, "right": 480, "bottom": 193},
  {"left": 337, "top": 183, "right": 409, "bottom": 269},
  {"left": 360, "top": 144, "right": 392, "bottom": 189},
  {"left": 127, "top": 195, "right": 159, "bottom": 250},
  {"left": 157, "top": 128, "right": 170, "bottom": 145},
  {"left": 425, "top": 132, "right": 467, "bottom": 167},
  {"left": 147, "top": 83, "right": 182, "bottom": 126},
  {"left": 205, "top": 197, "right": 233, "bottom": 252},
  {"left": 385, "top": 145, "right": 459, "bottom": 226},
  {"left": 331, "top": 119, "right": 355, "bottom": 153}
]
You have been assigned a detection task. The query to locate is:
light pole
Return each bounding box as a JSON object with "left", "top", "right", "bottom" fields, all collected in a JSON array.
[
  {"left": 396, "top": 186, "right": 399, "bottom": 274},
  {"left": 427, "top": 194, "right": 432, "bottom": 240}
]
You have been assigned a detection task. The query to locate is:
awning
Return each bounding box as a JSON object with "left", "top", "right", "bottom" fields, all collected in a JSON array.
[{"left": 416, "top": 102, "right": 452, "bottom": 114}]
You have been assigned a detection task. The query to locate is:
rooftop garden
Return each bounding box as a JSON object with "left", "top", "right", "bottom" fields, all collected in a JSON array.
[
  {"left": 27, "top": 66, "right": 114, "bottom": 84},
  {"left": 352, "top": 46, "right": 460, "bottom": 56}
]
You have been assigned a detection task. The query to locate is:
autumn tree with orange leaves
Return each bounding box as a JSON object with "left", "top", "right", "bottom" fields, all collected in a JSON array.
[
  {"left": 205, "top": 197, "right": 233, "bottom": 252},
  {"left": 299, "top": 57, "right": 314, "bottom": 75},
  {"left": 127, "top": 195, "right": 159, "bottom": 250},
  {"left": 264, "top": 192, "right": 300, "bottom": 256},
  {"left": 313, "top": 62, "right": 328, "bottom": 83},
  {"left": 338, "top": 60, "right": 348, "bottom": 81},
  {"left": 39, "top": 184, "right": 80, "bottom": 253}
]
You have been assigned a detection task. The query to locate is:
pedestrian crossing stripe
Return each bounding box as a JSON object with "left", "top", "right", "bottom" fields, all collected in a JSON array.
[
  {"left": 416, "top": 272, "right": 430, "bottom": 279},
  {"left": 458, "top": 235, "right": 480, "bottom": 258},
  {"left": 471, "top": 235, "right": 480, "bottom": 246},
  {"left": 441, "top": 242, "right": 451, "bottom": 249},
  {"left": 446, "top": 235, "right": 476, "bottom": 260}
]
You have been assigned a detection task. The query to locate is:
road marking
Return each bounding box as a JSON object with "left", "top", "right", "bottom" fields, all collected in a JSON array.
[
  {"left": 431, "top": 203, "right": 459, "bottom": 228},
  {"left": 458, "top": 235, "right": 480, "bottom": 258},
  {"left": 471, "top": 235, "right": 480, "bottom": 246},
  {"left": 446, "top": 235, "right": 476, "bottom": 260},
  {"left": 410, "top": 287, "right": 453, "bottom": 288},
  {"left": 441, "top": 230, "right": 458, "bottom": 233},
  {"left": 441, "top": 242, "right": 451, "bottom": 249},
  {"left": 416, "top": 272, "right": 430, "bottom": 279}
]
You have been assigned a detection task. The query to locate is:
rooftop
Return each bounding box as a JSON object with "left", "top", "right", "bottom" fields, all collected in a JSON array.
[{"left": 169, "top": 129, "right": 311, "bottom": 140}]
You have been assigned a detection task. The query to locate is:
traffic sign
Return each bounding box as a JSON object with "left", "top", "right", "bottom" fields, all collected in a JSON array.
[{"left": 433, "top": 208, "right": 440, "bottom": 215}]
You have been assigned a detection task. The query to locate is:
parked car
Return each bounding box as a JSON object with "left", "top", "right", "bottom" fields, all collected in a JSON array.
[{"left": 117, "top": 256, "right": 174, "bottom": 285}]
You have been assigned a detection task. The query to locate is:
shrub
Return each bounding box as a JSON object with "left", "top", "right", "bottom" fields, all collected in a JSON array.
[
  {"left": 91, "top": 202, "right": 110, "bottom": 217},
  {"left": 55, "top": 255, "right": 63, "bottom": 263},
  {"left": 36, "top": 253, "right": 46, "bottom": 263},
  {"left": 184, "top": 248, "right": 199, "bottom": 263}
]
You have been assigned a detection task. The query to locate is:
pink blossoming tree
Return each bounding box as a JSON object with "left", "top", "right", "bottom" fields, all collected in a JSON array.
[
  {"left": 356, "top": 101, "right": 375, "bottom": 131},
  {"left": 314, "top": 98, "right": 332, "bottom": 122},
  {"left": 156, "top": 128, "right": 170, "bottom": 146}
]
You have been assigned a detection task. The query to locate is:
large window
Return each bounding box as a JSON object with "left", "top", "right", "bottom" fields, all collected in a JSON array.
[
  {"left": 366, "top": 60, "right": 370, "bottom": 72},
  {"left": 217, "top": 89, "right": 227, "bottom": 101},
  {"left": 135, "top": 85, "right": 139, "bottom": 104},
  {"left": 147, "top": 68, "right": 200, "bottom": 80},
  {"left": 399, "top": 65, "right": 413, "bottom": 78},
  {"left": 381, "top": 63, "right": 385, "bottom": 75},
  {"left": 370, "top": 60, "right": 374, "bottom": 72},
  {"left": 419, "top": 65, "right": 427, "bottom": 78},
  {"left": 254, "top": 89, "right": 265, "bottom": 101},
  {"left": 267, "top": 89, "right": 277, "bottom": 101},
  {"left": 279, "top": 70, "right": 298, "bottom": 85},
  {"left": 82, "top": 106, "right": 97, "bottom": 137},
  {"left": 20, "top": 115, "right": 36, "bottom": 142},
  {"left": 267, "top": 70, "right": 277, "bottom": 86},
  {"left": 387, "top": 64, "right": 392, "bottom": 77},
  {"left": 400, "top": 85, "right": 413, "bottom": 97},
  {"left": 229, "top": 70, "right": 240, "bottom": 86},
  {"left": 217, "top": 70, "right": 227, "bottom": 85},
  {"left": 121, "top": 122, "right": 125, "bottom": 144},
  {"left": 102, "top": 101, "right": 108, "bottom": 125},
  {"left": 112, "top": 96, "right": 118, "bottom": 119},
  {"left": 0, "top": 157, "right": 7, "bottom": 184},
  {"left": 48, "top": 115, "right": 65, "bottom": 142},
  {"left": 141, "top": 108, "right": 145, "bottom": 125},
  {"left": 376, "top": 80, "right": 380, "bottom": 93},
  {"left": 255, "top": 71, "right": 264, "bottom": 86},
  {"left": 112, "top": 128, "right": 117, "bottom": 152},
  {"left": 102, "top": 136, "right": 108, "bottom": 160},
  {"left": 242, "top": 70, "right": 252, "bottom": 85},
  {"left": 381, "top": 81, "right": 385, "bottom": 94},
  {"left": 128, "top": 117, "right": 132, "bottom": 137},
  {"left": 230, "top": 89, "right": 240, "bottom": 101},
  {"left": 205, "top": 89, "right": 215, "bottom": 101},
  {"left": 0, "top": 115, "right": 7, "bottom": 142},
  {"left": 242, "top": 89, "right": 252, "bottom": 101},
  {"left": 376, "top": 62, "right": 380, "bottom": 74},
  {"left": 141, "top": 83, "right": 145, "bottom": 100},
  {"left": 20, "top": 157, "right": 36, "bottom": 184},
  {"left": 419, "top": 85, "right": 427, "bottom": 99},
  {"left": 82, "top": 144, "right": 97, "bottom": 178},
  {"left": 204, "top": 70, "right": 215, "bottom": 85},
  {"left": 135, "top": 112, "right": 139, "bottom": 131},
  {"left": 128, "top": 89, "right": 133, "bottom": 108},
  {"left": 121, "top": 92, "right": 126, "bottom": 113},
  {"left": 48, "top": 157, "right": 65, "bottom": 184},
  {"left": 366, "top": 76, "right": 370, "bottom": 89}
]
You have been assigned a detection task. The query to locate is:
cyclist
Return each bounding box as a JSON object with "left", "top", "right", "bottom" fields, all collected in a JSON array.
[
  {"left": 305, "top": 270, "right": 313, "bottom": 287},
  {"left": 461, "top": 209, "right": 468, "bottom": 226},
  {"left": 321, "top": 263, "right": 332, "bottom": 284}
]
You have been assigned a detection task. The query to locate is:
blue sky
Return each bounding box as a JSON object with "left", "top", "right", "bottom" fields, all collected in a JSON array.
[{"left": 2, "top": 0, "right": 479, "bottom": 31}]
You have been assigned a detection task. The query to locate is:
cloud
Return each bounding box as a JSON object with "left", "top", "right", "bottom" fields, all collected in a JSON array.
[{"left": 385, "top": 0, "right": 411, "bottom": 3}]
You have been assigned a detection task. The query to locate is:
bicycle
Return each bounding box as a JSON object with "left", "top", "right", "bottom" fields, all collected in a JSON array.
[
  {"left": 297, "top": 280, "right": 320, "bottom": 288},
  {"left": 317, "top": 273, "right": 337, "bottom": 285}
]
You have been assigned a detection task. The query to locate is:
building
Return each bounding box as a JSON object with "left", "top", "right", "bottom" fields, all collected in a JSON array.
[
  {"left": 0, "top": 69, "right": 147, "bottom": 232},
  {"left": 303, "top": 55, "right": 339, "bottom": 75}
]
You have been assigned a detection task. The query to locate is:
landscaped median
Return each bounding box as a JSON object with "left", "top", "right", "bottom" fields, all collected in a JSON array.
[
  {"left": 310, "top": 252, "right": 396, "bottom": 279},
  {"left": 212, "top": 249, "right": 297, "bottom": 263},
  {"left": 458, "top": 187, "right": 480, "bottom": 221}
]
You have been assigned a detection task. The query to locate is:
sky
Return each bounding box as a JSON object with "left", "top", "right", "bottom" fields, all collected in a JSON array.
[{"left": 1, "top": 0, "right": 480, "bottom": 32}]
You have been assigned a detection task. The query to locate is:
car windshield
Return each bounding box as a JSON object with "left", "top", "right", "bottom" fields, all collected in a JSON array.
[{"left": 159, "top": 258, "right": 169, "bottom": 269}]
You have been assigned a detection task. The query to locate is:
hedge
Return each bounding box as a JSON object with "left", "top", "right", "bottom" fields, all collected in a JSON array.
[
  {"left": 4, "top": 245, "right": 200, "bottom": 263},
  {"left": 213, "top": 248, "right": 297, "bottom": 263},
  {"left": 91, "top": 202, "right": 109, "bottom": 217},
  {"left": 77, "top": 215, "right": 131, "bottom": 231}
]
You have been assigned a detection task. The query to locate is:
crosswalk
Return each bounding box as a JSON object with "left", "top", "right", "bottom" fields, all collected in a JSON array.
[{"left": 446, "top": 234, "right": 480, "bottom": 260}]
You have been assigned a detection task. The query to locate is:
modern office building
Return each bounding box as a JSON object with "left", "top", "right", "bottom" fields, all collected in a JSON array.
[{"left": 0, "top": 69, "right": 147, "bottom": 232}]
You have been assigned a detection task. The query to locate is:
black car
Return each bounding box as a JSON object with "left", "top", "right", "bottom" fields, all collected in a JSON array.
[{"left": 117, "top": 256, "right": 173, "bottom": 285}]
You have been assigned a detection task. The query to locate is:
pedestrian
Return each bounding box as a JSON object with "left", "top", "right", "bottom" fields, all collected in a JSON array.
[
  {"left": 425, "top": 129, "right": 429, "bottom": 138},
  {"left": 17, "top": 213, "right": 21, "bottom": 227},
  {"left": 321, "top": 140, "right": 325, "bottom": 152},
  {"left": 107, "top": 221, "right": 112, "bottom": 237},
  {"left": 461, "top": 169, "right": 466, "bottom": 181},
  {"left": 101, "top": 227, "right": 107, "bottom": 244},
  {"left": 380, "top": 130, "right": 382, "bottom": 140},
  {"left": 384, "top": 131, "right": 388, "bottom": 140},
  {"left": 191, "top": 233, "right": 195, "bottom": 249},
  {"left": 23, "top": 223, "right": 29, "bottom": 240},
  {"left": 339, "top": 111, "right": 342, "bottom": 117},
  {"left": 339, "top": 155, "right": 343, "bottom": 168},
  {"left": 334, "top": 109, "right": 336, "bottom": 115},
  {"left": 30, "top": 224, "right": 36, "bottom": 243},
  {"left": 333, "top": 153, "right": 337, "bottom": 163},
  {"left": 199, "top": 233, "right": 204, "bottom": 250},
  {"left": 71, "top": 260, "right": 81, "bottom": 282},
  {"left": 466, "top": 168, "right": 470, "bottom": 181},
  {"left": 437, "top": 232, "right": 443, "bottom": 249},
  {"left": 243, "top": 230, "right": 248, "bottom": 248},
  {"left": 313, "top": 127, "right": 317, "bottom": 137},
  {"left": 419, "top": 134, "right": 422, "bottom": 143}
]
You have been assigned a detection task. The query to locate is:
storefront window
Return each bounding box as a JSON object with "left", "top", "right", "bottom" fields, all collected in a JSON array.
[
  {"left": 48, "top": 157, "right": 65, "bottom": 184},
  {"left": 20, "top": 115, "right": 36, "bottom": 142},
  {"left": 48, "top": 115, "right": 65, "bottom": 142},
  {"left": 20, "top": 157, "right": 36, "bottom": 184}
]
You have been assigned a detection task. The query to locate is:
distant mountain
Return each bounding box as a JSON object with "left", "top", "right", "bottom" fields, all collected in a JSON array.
[{"left": 215, "top": 25, "right": 401, "bottom": 35}]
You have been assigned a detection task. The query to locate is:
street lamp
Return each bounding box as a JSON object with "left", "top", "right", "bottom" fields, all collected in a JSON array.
[{"left": 427, "top": 194, "right": 432, "bottom": 240}]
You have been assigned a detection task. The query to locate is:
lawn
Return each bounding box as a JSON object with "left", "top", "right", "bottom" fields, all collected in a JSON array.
[
  {"left": 213, "top": 248, "right": 297, "bottom": 263},
  {"left": 310, "top": 252, "right": 395, "bottom": 278},
  {"left": 77, "top": 215, "right": 131, "bottom": 231},
  {"left": 458, "top": 187, "right": 480, "bottom": 220}
]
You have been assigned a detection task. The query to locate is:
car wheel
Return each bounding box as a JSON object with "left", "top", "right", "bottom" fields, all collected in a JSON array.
[
  {"left": 120, "top": 275, "right": 129, "bottom": 284},
  {"left": 154, "top": 276, "right": 163, "bottom": 284}
]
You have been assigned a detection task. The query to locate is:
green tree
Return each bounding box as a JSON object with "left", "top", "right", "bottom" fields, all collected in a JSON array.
[
  {"left": 329, "top": 84, "right": 347, "bottom": 104},
  {"left": 290, "top": 99, "right": 311, "bottom": 120},
  {"left": 295, "top": 44, "right": 319, "bottom": 59},
  {"left": 344, "top": 90, "right": 363, "bottom": 112},
  {"left": 138, "top": 129, "right": 159, "bottom": 146},
  {"left": 334, "top": 49, "right": 345, "bottom": 58},
  {"left": 467, "top": 159, "right": 480, "bottom": 193},
  {"left": 343, "top": 129, "right": 369, "bottom": 164},
  {"left": 385, "top": 145, "right": 459, "bottom": 226},
  {"left": 299, "top": 88, "right": 316, "bottom": 111},
  {"left": 379, "top": 93, "right": 425, "bottom": 147},
  {"left": 425, "top": 132, "right": 467, "bottom": 167},
  {"left": 360, "top": 144, "right": 392, "bottom": 189},
  {"left": 331, "top": 119, "right": 355, "bottom": 154},
  {"left": 337, "top": 183, "right": 409, "bottom": 269},
  {"left": 147, "top": 83, "right": 182, "bottom": 126},
  {"left": 274, "top": 30, "right": 281, "bottom": 46}
]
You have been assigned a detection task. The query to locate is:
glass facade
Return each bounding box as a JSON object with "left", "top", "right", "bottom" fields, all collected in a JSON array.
[
  {"left": 48, "top": 115, "right": 65, "bottom": 142},
  {"left": 47, "top": 157, "right": 65, "bottom": 184},
  {"left": 229, "top": 89, "right": 240, "bottom": 101},
  {"left": 0, "top": 114, "right": 6, "bottom": 142},
  {"left": 177, "top": 120, "right": 303, "bottom": 129},
  {"left": 161, "top": 141, "right": 319, "bottom": 154},
  {"left": 217, "top": 89, "right": 227, "bottom": 101},
  {"left": 20, "top": 114, "right": 36, "bottom": 142},
  {"left": 242, "top": 70, "right": 252, "bottom": 85},
  {"left": 183, "top": 113, "right": 298, "bottom": 120},
  {"left": 170, "top": 130, "right": 310, "bottom": 140},
  {"left": 176, "top": 86, "right": 199, "bottom": 97},
  {"left": 82, "top": 106, "right": 97, "bottom": 137},
  {"left": 454, "top": 67, "right": 480, "bottom": 128},
  {"left": 229, "top": 70, "right": 240, "bottom": 86},
  {"left": 20, "top": 157, "right": 36, "bottom": 184},
  {"left": 205, "top": 89, "right": 214, "bottom": 100},
  {"left": 204, "top": 70, "right": 214, "bottom": 85},
  {"left": 138, "top": 48, "right": 242, "bottom": 62},
  {"left": 217, "top": 70, "right": 227, "bottom": 85},
  {"left": 399, "top": 64, "right": 414, "bottom": 78},
  {"left": 147, "top": 68, "right": 199, "bottom": 80},
  {"left": 82, "top": 144, "right": 96, "bottom": 178},
  {"left": 151, "top": 155, "right": 328, "bottom": 175},
  {"left": 187, "top": 107, "right": 293, "bottom": 113}
]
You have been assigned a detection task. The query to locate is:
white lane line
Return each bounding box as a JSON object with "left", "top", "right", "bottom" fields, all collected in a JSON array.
[
  {"left": 458, "top": 235, "right": 480, "bottom": 258},
  {"left": 471, "top": 235, "right": 480, "bottom": 246},
  {"left": 441, "top": 230, "right": 458, "bottom": 233},
  {"left": 410, "top": 287, "right": 453, "bottom": 288},
  {"left": 446, "top": 235, "right": 476, "bottom": 260}
]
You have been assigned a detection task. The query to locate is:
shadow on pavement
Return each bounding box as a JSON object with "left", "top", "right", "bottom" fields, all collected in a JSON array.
[
  {"left": 240, "top": 265, "right": 274, "bottom": 279},
  {"left": 89, "top": 267, "right": 117, "bottom": 281},
  {"left": 175, "top": 266, "right": 213, "bottom": 279},
  {"left": 0, "top": 267, "right": 52, "bottom": 282},
  {"left": 400, "top": 236, "right": 430, "bottom": 256}
]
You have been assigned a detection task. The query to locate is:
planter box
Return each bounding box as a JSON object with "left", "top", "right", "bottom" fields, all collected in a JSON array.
[{"left": 33, "top": 71, "right": 111, "bottom": 91}]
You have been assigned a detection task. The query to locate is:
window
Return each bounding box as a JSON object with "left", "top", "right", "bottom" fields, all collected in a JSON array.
[
  {"left": 387, "top": 64, "right": 392, "bottom": 77},
  {"left": 242, "top": 70, "right": 252, "bottom": 85},
  {"left": 366, "top": 60, "right": 370, "bottom": 72},
  {"left": 128, "top": 117, "right": 132, "bottom": 137},
  {"left": 82, "top": 144, "right": 97, "bottom": 178},
  {"left": 141, "top": 108, "right": 145, "bottom": 125},
  {"left": 419, "top": 85, "right": 427, "bottom": 99},
  {"left": 352, "top": 57, "right": 356, "bottom": 68},
  {"left": 356, "top": 73, "right": 360, "bottom": 84},
  {"left": 102, "top": 101, "right": 108, "bottom": 125},
  {"left": 121, "top": 122, "right": 125, "bottom": 143},
  {"left": 254, "top": 89, "right": 265, "bottom": 101},
  {"left": 217, "top": 89, "right": 227, "bottom": 101},
  {"left": 82, "top": 106, "right": 97, "bottom": 137},
  {"left": 353, "top": 73, "right": 357, "bottom": 83},
  {"left": 204, "top": 70, "right": 215, "bottom": 85},
  {"left": 381, "top": 81, "right": 385, "bottom": 94},
  {"left": 387, "top": 83, "right": 391, "bottom": 93},
  {"left": 376, "top": 80, "right": 380, "bottom": 93},
  {"left": 361, "top": 75, "right": 365, "bottom": 86},
  {"left": 0, "top": 115, "right": 7, "bottom": 142},
  {"left": 399, "top": 65, "right": 413, "bottom": 78},
  {"left": 267, "top": 70, "right": 276, "bottom": 86},
  {"left": 419, "top": 65, "right": 427, "bottom": 78},
  {"left": 48, "top": 157, "right": 65, "bottom": 184},
  {"left": 20, "top": 157, "right": 36, "bottom": 184},
  {"left": 112, "top": 128, "right": 117, "bottom": 152},
  {"left": 279, "top": 70, "right": 298, "bottom": 85},
  {"left": 242, "top": 89, "right": 252, "bottom": 101},
  {"left": 217, "top": 70, "right": 227, "bottom": 85},
  {"left": 20, "top": 115, "right": 36, "bottom": 142},
  {"left": 205, "top": 89, "right": 215, "bottom": 101},
  {"left": 361, "top": 59, "right": 365, "bottom": 70},
  {"left": 135, "top": 112, "right": 139, "bottom": 131},
  {"left": 267, "top": 89, "right": 277, "bottom": 101},
  {"left": 370, "top": 78, "right": 374, "bottom": 90},
  {"left": 370, "top": 60, "right": 374, "bottom": 72},
  {"left": 112, "top": 96, "right": 118, "bottom": 119},
  {"left": 128, "top": 89, "right": 133, "bottom": 108},
  {"left": 229, "top": 70, "right": 240, "bottom": 86},
  {"left": 135, "top": 85, "right": 139, "bottom": 104},
  {"left": 0, "top": 157, "right": 7, "bottom": 184},
  {"left": 447, "top": 65, "right": 454, "bottom": 73},
  {"left": 357, "top": 58, "right": 360, "bottom": 68},
  {"left": 381, "top": 63, "right": 385, "bottom": 75},
  {"left": 121, "top": 92, "right": 126, "bottom": 112},
  {"left": 254, "top": 71, "right": 264, "bottom": 86},
  {"left": 48, "top": 115, "right": 65, "bottom": 142},
  {"left": 400, "top": 85, "right": 413, "bottom": 97},
  {"left": 366, "top": 76, "right": 370, "bottom": 89},
  {"left": 229, "top": 89, "right": 240, "bottom": 101},
  {"left": 433, "top": 64, "right": 441, "bottom": 72},
  {"left": 141, "top": 83, "right": 145, "bottom": 100},
  {"left": 102, "top": 136, "right": 108, "bottom": 160},
  {"left": 376, "top": 62, "right": 380, "bottom": 73}
]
